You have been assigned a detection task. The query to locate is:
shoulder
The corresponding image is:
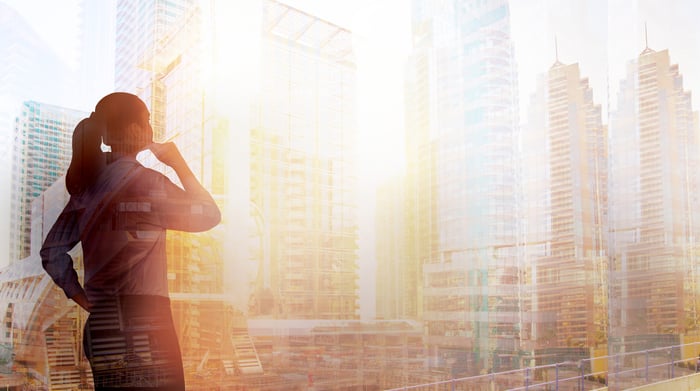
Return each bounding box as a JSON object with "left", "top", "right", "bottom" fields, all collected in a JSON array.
[{"left": 129, "top": 166, "right": 182, "bottom": 197}]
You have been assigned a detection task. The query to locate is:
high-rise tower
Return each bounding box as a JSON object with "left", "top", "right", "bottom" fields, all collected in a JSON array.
[
  {"left": 10, "top": 101, "right": 85, "bottom": 262},
  {"left": 249, "top": 0, "right": 359, "bottom": 320},
  {"left": 609, "top": 47, "right": 700, "bottom": 352},
  {"left": 522, "top": 60, "right": 608, "bottom": 364},
  {"left": 406, "top": 0, "right": 521, "bottom": 373}
]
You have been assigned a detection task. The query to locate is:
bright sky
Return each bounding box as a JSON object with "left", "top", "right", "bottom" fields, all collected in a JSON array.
[
  {"left": 1, "top": 0, "right": 82, "bottom": 68},
  {"left": 510, "top": 0, "right": 700, "bottom": 121}
]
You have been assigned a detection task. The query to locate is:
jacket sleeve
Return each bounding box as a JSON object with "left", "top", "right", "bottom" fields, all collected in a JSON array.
[
  {"left": 40, "top": 198, "right": 85, "bottom": 299},
  {"left": 146, "top": 172, "right": 221, "bottom": 232}
]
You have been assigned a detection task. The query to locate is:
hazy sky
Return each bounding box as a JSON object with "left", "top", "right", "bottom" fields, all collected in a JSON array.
[
  {"left": 5, "top": 0, "right": 699, "bottom": 116},
  {"left": 1, "top": 0, "right": 82, "bottom": 68}
]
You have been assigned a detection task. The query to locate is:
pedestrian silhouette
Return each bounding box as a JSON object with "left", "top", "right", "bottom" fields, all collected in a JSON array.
[{"left": 41, "top": 92, "right": 221, "bottom": 390}]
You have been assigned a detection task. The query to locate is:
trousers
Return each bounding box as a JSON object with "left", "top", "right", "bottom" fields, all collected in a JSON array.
[{"left": 83, "top": 294, "right": 185, "bottom": 390}]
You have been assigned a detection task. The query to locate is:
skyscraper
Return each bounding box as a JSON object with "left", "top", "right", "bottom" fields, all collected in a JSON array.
[
  {"left": 250, "top": 0, "right": 359, "bottom": 320},
  {"left": 10, "top": 101, "right": 85, "bottom": 262},
  {"left": 608, "top": 46, "right": 700, "bottom": 353},
  {"left": 406, "top": 0, "right": 521, "bottom": 373},
  {"left": 522, "top": 60, "right": 608, "bottom": 364}
]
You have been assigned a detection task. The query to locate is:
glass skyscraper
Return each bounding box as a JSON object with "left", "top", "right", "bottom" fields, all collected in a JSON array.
[{"left": 406, "top": 0, "right": 521, "bottom": 374}]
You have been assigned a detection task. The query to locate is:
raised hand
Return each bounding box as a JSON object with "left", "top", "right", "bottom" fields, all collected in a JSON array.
[{"left": 148, "top": 142, "right": 186, "bottom": 170}]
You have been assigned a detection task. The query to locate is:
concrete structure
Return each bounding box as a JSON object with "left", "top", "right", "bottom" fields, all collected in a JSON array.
[
  {"left": 522, "top": 59, "right": 608, "bottom": 363},
  {"left": 405, "top": 0, "right": 521, "bottom": 374},
  {"left": 10, "top": 101, "right": 85, "bottom": 263}
]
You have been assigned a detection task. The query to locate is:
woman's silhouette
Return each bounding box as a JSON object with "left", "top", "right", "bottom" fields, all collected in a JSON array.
[{"left": 41, "top": 92, "right": 221, "bottom": 390}]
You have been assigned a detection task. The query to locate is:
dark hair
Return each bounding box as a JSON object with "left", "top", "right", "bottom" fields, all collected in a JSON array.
[
  {"left": 66, "top": 92, "right": 151, "bottom": 195},
  {"left": 66, "top": 115, "right": 105, "bottom": 195},
  {"left": 94, "top": 92, "right": 151, "bottom": 150}
]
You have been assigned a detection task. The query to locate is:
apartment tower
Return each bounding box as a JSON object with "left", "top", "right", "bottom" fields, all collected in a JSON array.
[
  {"left": 608, "top": 46, "right": 700, "bottom": 353},
  {"left": 523, "top": 60, "right": 608, "bottom": 364}
]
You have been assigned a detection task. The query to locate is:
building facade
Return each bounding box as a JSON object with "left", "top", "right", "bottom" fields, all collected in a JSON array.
[
  {"left": 249, "top": 0, "right": 359, "bottom": 320},
  {"left": 406, "top": 0, "right": 521, "bottom": 374},
  {"left": 522, "top": 61, "right": 608, "bottom": 364},
  {"left": 608, "top": 47, "right": 700, "bottom": 353},
  {"left": 10, "top": 101, "right": 85, "bottom": 263}
]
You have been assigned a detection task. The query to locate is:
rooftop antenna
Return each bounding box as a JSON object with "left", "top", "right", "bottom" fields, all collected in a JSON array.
[
  {"left": 644, "top": 22, "right": 648, "bottom": 49},
  {"left": 552, "top": 35, "right": 562, "bottom": 67},
  {"left": 641, "top": 21, "right": 654, "bottom": 55}
]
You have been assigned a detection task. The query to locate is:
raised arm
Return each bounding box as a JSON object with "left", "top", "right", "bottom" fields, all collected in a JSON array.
[{"left": 147, "top": 142, "right": 221, "bottom": 232}]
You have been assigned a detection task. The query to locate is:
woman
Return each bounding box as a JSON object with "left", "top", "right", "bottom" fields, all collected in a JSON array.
[{"left": 41, "top": 92, "right": 221, "bottom": 390}]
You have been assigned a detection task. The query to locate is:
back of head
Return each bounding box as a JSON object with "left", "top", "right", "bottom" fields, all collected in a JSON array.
[
  {"left": 66, "top": 92, "right": 152, "bottom": 195},
  {"left": 94, "top": 92, "right": 152, "bottom": 153}
]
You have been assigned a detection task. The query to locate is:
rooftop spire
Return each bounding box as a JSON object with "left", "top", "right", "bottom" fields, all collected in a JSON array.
[
  {"left": 551, "top": 35, "right": 563, "bottom": 67},
  {"left": 641, "top": 21, "right": 654, "bottom": 55},
  {"left": 647, "top": 23, "right": 652, "bottom": 49}
]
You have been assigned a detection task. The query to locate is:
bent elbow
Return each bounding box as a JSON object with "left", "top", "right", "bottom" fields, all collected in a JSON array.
[
  {"left": 189, "top": 204, "right": 221, "bottom": 232},
  {"left": 201, "top": 206, "right": 222, "bottom": 231}
]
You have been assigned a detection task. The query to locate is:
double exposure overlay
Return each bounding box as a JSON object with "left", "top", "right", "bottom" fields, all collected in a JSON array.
[{"left": 1, "top": 0, "right": 700, "bottom": 389}]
